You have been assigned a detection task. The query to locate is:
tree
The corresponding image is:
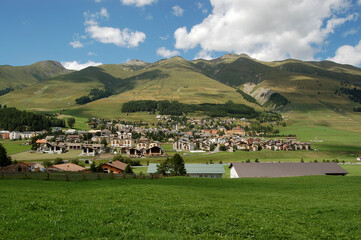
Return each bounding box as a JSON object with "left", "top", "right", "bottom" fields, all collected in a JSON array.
[
  {"left": 67, "top": 117, "right": 75, "bottom": 128},
  {"left": 157, "top": 154, "right": 186, "bottom": 176},
  {"left": 43, "top": 159, "right": 53, "bottom": 167},
  {"left": 54, "top": 158, "right": 64, "bottom": 164},
  {"left": 101, "top": 138, "right": 108, "bottom": 147},
  {"left": 170, "top": 154, "right": 186, "bottom": 176},
  {"left": 0, "top": 143, "right": 12, "bottom": 167},
  {"left": 124, "top": 164, "right": 133, "bottom": 174},
  {"left": 90, "top": 162, "right": 97, "bottom": 172}
]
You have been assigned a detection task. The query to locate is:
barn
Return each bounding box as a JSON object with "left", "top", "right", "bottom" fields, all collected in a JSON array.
[{"left": 230, "top": 162, "right": 348, "bottom": 178}]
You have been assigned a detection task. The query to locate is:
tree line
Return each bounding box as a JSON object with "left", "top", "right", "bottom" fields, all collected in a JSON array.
[
  {"left": 121, "top": 100, "right": 259, "bottom": 118},
  {"left": 0, "top": 107, "right": 65, "bottom": 131},
  {"left": 75, "top": 88, "right": 113, "bottom": 105},
  {"left": 0, "top": 87, "right": 14, "bottom": 97}
]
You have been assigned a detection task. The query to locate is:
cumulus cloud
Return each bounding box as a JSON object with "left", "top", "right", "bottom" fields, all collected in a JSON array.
[
  {"left": 69, "top": 41, "right": 83, "bottom": 48},
  {"left": 86, "top": 25, "right": 146, "bottom": 47},
  {"left": 197, "top": 2, "right": 208, "bottom": 14},
  {"left": 61, "top": 61, "right": 103, "bottom": 71},
  {"left": 120, "top": 0, "right": 157, "bottom": 7},
  {"left": 328, "top": 40, "right": 361, "bottom": 66},
  {"left": 84, "top": 8, "right": 146, "bottom": 48},
  {"left": 172, "top": 5, "right": 184, "bottom": 17},
  {"left": 156, "top": 47, "right": 180, "bottom": 58},
  {"left": 174, "top": 0, "right": 354, "bottom": 61},
  {"left": 160, "top": 34, "right": 169, "bottom": 40}
]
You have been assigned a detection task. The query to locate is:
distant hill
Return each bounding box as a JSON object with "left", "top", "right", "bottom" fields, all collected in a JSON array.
[
  {"left": 0, "top": 60, "right": 71, "bottom": 89},
  {"left": 0, "top": 55, "right": 361, "bottom": 120}
]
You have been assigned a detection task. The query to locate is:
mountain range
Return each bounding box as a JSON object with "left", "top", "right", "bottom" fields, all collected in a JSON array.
[{"left": 1, "top": 54, "right": 361, "bottom": 121}]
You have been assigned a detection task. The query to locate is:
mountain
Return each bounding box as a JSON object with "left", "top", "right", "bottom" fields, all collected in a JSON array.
[
  {"left": 0, "top": 55, "right": 361, "bottom": 121},
  {"left": 0, "top": 60, "right": 71, "bottom": 89}
]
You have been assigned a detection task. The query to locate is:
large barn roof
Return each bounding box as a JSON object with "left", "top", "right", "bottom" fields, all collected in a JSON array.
[{"left": 230, "top": 162, "right": 348, "bottom": 178}]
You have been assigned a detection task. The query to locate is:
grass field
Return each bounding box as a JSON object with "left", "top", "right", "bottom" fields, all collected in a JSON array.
[
  {"left": 10, "top": 150, "right": 82, "bottom": 161},
  {"left": 0, "top": 140, "right": 31, "bottom": 155},
  {"left": 0, "top": 176, "right": 360, "bottom": 239}
]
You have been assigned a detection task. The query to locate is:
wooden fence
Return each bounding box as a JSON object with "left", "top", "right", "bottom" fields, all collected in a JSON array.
[{"left": 0, "top": 171, "right": 162, "bottom": 181}]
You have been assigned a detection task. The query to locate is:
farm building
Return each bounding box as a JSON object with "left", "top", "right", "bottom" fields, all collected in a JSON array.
[
  {"left": 229, "top": 162, "right": 348, "bottom": 178},
  {"left": 101, "top": 160, "right": 128, "bottom": 173},
  {"left": 147, "top": 163, "right": 225, "bottom": 178}
]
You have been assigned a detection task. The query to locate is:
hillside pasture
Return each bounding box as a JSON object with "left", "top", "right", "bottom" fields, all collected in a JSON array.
[{"left": 0, "top": 177, "right": 360, "bottom": 239}]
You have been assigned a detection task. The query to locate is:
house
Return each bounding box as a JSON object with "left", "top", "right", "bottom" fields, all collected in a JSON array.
[
  {"left": 357, "top": 156, "right": 361, "bottom": 161},
  {"left": 37, "top": 142, "right": 67, "bottom": 154},
  {"left": 0, "top": 163, "right": 31, "bottom": 172},
  {"left": 173, "top": 140, "right": 195, "bottom": 151},
  {"left": 229, "top": 162, "right": 348, "bottom": 178},
  {"left": 101, "top": 160, "right": 128, "bottom": 173},
  {"left": 81, "top": 146, "right": 98, "bottom": 157},
  {"left": 144, "top": 146, "right": 164, "bottom": 157},
  {"left": 0, "top": 130, "right": 10, "bottom": 139},
  {"left": 49, "top": 163, "right": 86, "bottom": 172},
  {"left": 22, "top": 162, "right": 45, "bottom": 172},
  {"left": 10, "top": 131, "right": 22, "bottom": 140},
  {"left": 147, "top": 163, "right": 225, "bottom": 178}
]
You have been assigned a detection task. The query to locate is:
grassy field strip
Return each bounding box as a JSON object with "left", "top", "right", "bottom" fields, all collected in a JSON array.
[
  {"left": 0, "top": 140, "right": 31, "bottom": 155},
  {"left": 0, "top": 177, "right": 360, "bottom": 239}
]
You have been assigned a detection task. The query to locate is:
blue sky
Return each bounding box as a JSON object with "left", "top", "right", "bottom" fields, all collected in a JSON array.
[{"left": 1, "top": 0, "right": 361, "bottom": 70}]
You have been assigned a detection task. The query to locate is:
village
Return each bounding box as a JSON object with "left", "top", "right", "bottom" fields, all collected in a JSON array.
[{"left": 0, "top": 115, "right": 311, "bottom": 159}]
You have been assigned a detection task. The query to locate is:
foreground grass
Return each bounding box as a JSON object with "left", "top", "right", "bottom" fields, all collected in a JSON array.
[{"left": 0, "top": 177, "right": 360, "bottom": 239}]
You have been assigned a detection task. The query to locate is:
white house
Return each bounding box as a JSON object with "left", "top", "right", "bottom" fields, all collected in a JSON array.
[{"left": 10, "top": 131, "right": 22, "bottom": 140}]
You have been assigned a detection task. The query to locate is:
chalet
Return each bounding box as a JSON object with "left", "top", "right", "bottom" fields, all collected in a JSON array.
[
  {"left": 101, "top": 160, "right": 128, "bottom": 173},
  {"left": 49, "top": 163, "right": 86, "bottom": 172},
  {"left": 37, "top": 142, "right": 67, "bottom": 154},
  {"left": 81, "top": 146, "right": 98, "bottom": 157},
  {"left": 147, "top": 163, "right": 225, "bottom": 178},
  {"left": 144, "top": 146, "right": 164, "bottom": 157},
  {"left": 229, "top": 162, "right": 348, "bottom": 178}
]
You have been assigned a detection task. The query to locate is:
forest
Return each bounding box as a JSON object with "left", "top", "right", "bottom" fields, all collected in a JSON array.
[
  {"left": 0, "top": 107, "right": 65, "bottom": 131},
  {"left": 0, "top": 87, "right": 14, "bottom": 96},
  {"left": 121, "top": 100, "right": 259, "bottom": 118},
  {"left": 75, "top": 88, "right": 113, "bottom": 105}
]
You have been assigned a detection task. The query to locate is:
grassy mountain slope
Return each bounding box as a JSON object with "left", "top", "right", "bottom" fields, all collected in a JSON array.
[
  {"left": 0, "top": 60, "right": 71, "bottom": 89},
  {"left": 65, "top": 57, "right": 259, "bottom": 118}
]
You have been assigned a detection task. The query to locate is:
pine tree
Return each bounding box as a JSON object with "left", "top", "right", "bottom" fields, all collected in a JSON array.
[
  {"left": 124, "top": 164, "right": 133, "bottom": 174},
  {"left": 0, "top": 143, "right": 12, "bottom": 167}
]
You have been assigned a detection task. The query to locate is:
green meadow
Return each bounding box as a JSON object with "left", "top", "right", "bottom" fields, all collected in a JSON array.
[
  {"left": 0, "top": 176, "right": 360, "bottom": 239},
  {"left": 0, "top": 140, "right": 31, "bottom": 155}
]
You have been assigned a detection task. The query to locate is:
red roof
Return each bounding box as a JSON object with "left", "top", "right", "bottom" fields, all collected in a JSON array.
[
  {"left": 51, "top": 163, "right": 86, "bottom": 172},
  {"left": 103, "top": 160, "right": 128, "bottom": 171}
]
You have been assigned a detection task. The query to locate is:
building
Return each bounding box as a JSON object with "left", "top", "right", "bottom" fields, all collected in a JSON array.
[
  {"left": 147, "top": 163, "right": 225, "bottom": 178},
  {"left": 10, "top": 131, "right": 22, "bottom": 140},
  {"left": 229, "top": 162, "right": 348, "bottom": 178},
  {"left": 101, "top": 160, "right": 128, "bottom": 173},
  {"left": 49, "top": 163, "right": 86, "bottom": 172}
]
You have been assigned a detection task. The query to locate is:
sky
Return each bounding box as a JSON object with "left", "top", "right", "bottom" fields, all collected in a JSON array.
[{"left": 1, "top": 0, "right": 361, "bottom": 70}]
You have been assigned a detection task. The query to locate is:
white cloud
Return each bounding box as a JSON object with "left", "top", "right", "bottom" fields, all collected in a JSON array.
[
  {"left": 197, "top": 2, "right": 208, "bottom": 14},
  {"left": 84, "top": 9, "right": 146, "bottom": 48},
  {"left": 160, "top": 34, "right": 169, "bottom": 40},
  {"left": 328, "top": 40, "right": 361, "bottom": 66},
  {"left": 61, "top": 61, "right": 103, "bottom": 71},
  {"left": 99, "top": 8, "right": 109, "bottom": 19},
  {"left": 88, "top": 52, "right": 97, "bottom": 56},
  {"left": 358, "top": 0, "right": 361, "bottom": 5},
  {"left": 156, "top": 47, "right": 180, "bottom": 58},
  {"left": 120, "top": 0, "right": 157, "bottom": 7},
  {"left": 172, "top": 5, "right": 184, "bottom": 17},
  {"left": 69, "top": 41, "right": 83, "bottom": 48},
  {"left": 343, "top": 28, "right": 358, "bottom": 37},
  {"left": 174, "top": 0, "right": 354, "bottom": 61},
  {"left": 86, "top": 25, "right": 146, "bottom": 47}
]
